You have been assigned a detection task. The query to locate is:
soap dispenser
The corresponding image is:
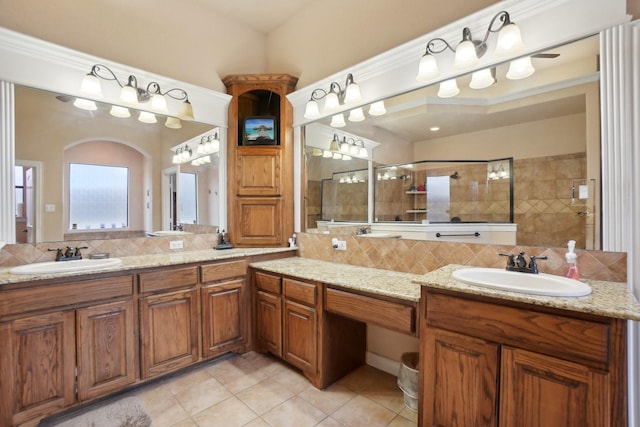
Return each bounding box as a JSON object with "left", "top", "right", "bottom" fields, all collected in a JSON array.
[{"left": 565, "top": 240, "right": 579, "bottom": 280}]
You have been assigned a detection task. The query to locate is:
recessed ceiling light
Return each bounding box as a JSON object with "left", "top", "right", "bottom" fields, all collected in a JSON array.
[{"left": 430, "top": 126, "right": 440, "bottom": 132}]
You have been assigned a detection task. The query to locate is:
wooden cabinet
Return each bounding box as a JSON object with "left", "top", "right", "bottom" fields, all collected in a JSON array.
[
  {"left": 76, "top": 299, "right": 137, "bottom": 400},
  {"left": 0, "top": 311, "right": 76, "bottom": 427},
  {"left": 254, "top": 271, "right": 319, "bottom": 375},
  {"left": 500, "top": 347, "right": 609, "bottom": 427},
  {"left": 201, "top": 260, "right": 249, "bottom": 358},
  {"left": 256, "top": 289, "right": 283, "bottom": 356},
  {"left": 138, "top": 266, "right": 199, "bottom": 379},
  {"left": 0, "top": 274, "right": 135, "bottom": 427},
  {"left": 422, "top": 328, "right": 498, "bottom": 427},
  {"left": 420, "top": 288, "right": 627, "bottom": 427},
  {"left": 223, "top": 74, "right": 298, "bottom": 247}
]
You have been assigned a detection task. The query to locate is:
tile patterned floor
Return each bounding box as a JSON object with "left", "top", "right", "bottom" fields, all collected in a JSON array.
[{"left": 131, "top": 351, "right": 417, "bottom": 427}]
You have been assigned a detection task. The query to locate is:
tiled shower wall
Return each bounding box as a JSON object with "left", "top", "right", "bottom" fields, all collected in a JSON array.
[{"left": 297, "top": 232, "right": 627, "bottom": 283}]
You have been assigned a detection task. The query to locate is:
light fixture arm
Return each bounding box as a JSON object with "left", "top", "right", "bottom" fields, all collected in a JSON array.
[
  {"left": 423, "top": 10, "right": 515, "bottom": 59},
  {"left": 424, "top": 37, "right": 457, "bottom": 55},
  {"left": 309, "top": 73, "right": 356, "bottom": 104}
]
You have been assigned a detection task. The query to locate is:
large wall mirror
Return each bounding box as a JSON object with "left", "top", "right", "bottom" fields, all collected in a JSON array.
[
  {"left": 14, "top": 85, "right": 220, "bottom": 243},
  {"left": 304, "top": 35, "right": 601, "bottom": 249}
]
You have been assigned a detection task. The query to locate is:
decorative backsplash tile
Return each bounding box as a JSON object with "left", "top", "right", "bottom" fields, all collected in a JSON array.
[
  {"left": 297, "top": 232, "right": 627, "bottom": 283},
  {"left": 0, "top": 234, "right": 219, "bottom": 267}
]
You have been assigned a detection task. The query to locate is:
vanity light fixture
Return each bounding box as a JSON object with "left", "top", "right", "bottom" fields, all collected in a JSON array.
[
  {"left": 304, "top": 73, "right": 362, "bottom": 120},
  {"left": 322, "top": 134, "right": 370, "bottom": 160},
  {"left": 417, "top": 11, "right": 524, "bottom": 82},
  {"left": 197, "top": 133, "right": 220, "bottom": 155},
  {"left": 77, "top": 64, "right": 194, "bottom": 128}
]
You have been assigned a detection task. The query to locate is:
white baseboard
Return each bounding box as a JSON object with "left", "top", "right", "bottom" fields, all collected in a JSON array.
[{"left": 366, "top": 351, "right": 401, "bottom": 377}]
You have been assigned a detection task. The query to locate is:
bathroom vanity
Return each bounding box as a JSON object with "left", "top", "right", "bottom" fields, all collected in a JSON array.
[
  {"left": 0, "top": 248, "right": 294, "bottom": 427},
  {"left": 414, "top": 265, "right": 640, "bottom": 427}
]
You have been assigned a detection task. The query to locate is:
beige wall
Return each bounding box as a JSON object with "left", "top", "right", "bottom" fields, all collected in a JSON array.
[
  {"left": 0, "top": 0, "right": 268, "bottom": 92},
  {"left": 0, "top": 0, "right": 500, "bottom": 91},
  {"left": 414, "top": 113, "right": 587, "bottom": 160},
  {"left": 267, "top": 0, "right": 500, "bottom": 87}
]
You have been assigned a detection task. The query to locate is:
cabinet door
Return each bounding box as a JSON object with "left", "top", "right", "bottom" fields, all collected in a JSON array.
[
  {"left": 422, "top": 328, "right": 499, "bottom": 427},
  {"left": 500, "top": 347, "right": 609, "bottom": 427},
  {"left": 236, "top": 146, "right": 281, "bottom": 196},
  {"left": 255, "top": 290, "right": 282, "bottom": 357},
  {"left": 0, "top": 311, "right": 76, "bottom": 427},
  {"left": 76, "top": 300, "right": 137, "bottom": 401},
  {"left": 202, "top": 279, "right": 246, "bottom": 358},
  {"left": 235, "top": 197, "right": 282, "bottom": 246},
  {"left": 283, "top": 299, "right": 317, "bottom": 374},
  {"left": 139, "top": 288, "right": 199, "bottom": 379}
]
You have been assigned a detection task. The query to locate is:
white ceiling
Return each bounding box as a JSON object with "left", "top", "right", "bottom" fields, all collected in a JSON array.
[{"left": 198, "top": 0, "right": 317, "bottom": 34}]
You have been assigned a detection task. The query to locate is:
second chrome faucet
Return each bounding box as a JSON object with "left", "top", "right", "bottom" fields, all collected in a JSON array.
[{"left": 499, "top": 251, "right": 547, "bottom": 274}]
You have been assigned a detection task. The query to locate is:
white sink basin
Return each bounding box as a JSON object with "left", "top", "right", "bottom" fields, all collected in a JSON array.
[
  {"left": 9, "top": 258, "right": 123, "bottom": 275},
  {"left": 147, "top": 230, "right": 193, "bottom": 236},
  {"left": 356, "top": 233, "right": 401, "bottom": 238},
  {"left": 451, "top": 267, "right": 591, "bottom": 297}
]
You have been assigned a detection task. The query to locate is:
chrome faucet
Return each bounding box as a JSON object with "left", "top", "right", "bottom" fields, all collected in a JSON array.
[
  {"left": 49, "top": 246, "right": 88, "bottom": 261},
  {"left": 499, "top": 251, "right": 547, "bottom": 274},
  {"left": 357, "top": 226, "right": 371, "bottom": 235}
]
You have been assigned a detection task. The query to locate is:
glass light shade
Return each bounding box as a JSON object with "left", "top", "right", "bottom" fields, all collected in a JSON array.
[
  {"left": 197, "top": 142, "right": 207, "bottom": 155},
  {"left": 368, "top": 101, "right": 386, "bottom": 116},
  {"left": 209, "top": 139, "right": 220, "bottom": 153},
  {"left": 203, "top": 155, "right": 211, "bottom": 163},
  {"left": 110, "top": 105, "right": 131, "bottom": 118},
  {"left": 151, "top": 93, "right": 168, "bottom": 113},
  {"left": 172, "top": 153, "right": 180, "bottom": 164},
  {"left": 488, "top": 169, "right": 497, "bottom": 180},
  {"left": 340, "top": 177, "right": 346, "bottom": 183},
  {"left": 329, "top": 137, "right": 340, "bottom": 152},
  {"left": 454, "top": 40, "right": 479, "bottom": 69},
  {"left": 80, "top": 73, "right": 102, "bottom": 96},
  {"left": 437, "top": 79, "right": 460, "bottom": 98},
  {"left": 348, "top": 107, "right": 365, "bottom": 122},
  {"left": 332, "top": 152, "right": 342, "bottom": 160},
  {"left": 73, "top": 98, "right": 97, "bottom": 111},
  {"left": 341, "top": 155, "right": 352, "bottom": 161},
  {"left": 416, "top": 53, "right": 439, "bottom": 82},
  {"left": 469, "top": 68, "right": 495, "bottom": 89},
  {"left": 339, "top": 140, "right": 350, "bottom": 153},
  {"left": 322, "top": 150, "right": 332, "bottom": 158},
  {"left": 494, "top": 23, "right": 524, "bottom": 56},
  {"left": 324, "top": 91, "right": 340, "bottom": 112},
  {"left": 330, "top": 113, "right": 346, "bottom": 128},
  {"left": 312, "top": 148, "right": 323, "bottom": 156},
  {"left": 120, "top": 85, "right": 138, "bottom": 104},
  {"left": 304, "top": 99, "right": 320, "bottom": 119},
  {"left": 350, "top": 144, "right": 360, "bottom": 156},
  {"left": 359, "top": 146, "right": 368, "bottom": 158},
  {"left": 138, "top": 111, "right": 157, "bottom": 124},
  {"left": 165, "top": 117, "right": 182, "bottom": 129},
  {"left": 506, "top": 56, "right": 535, "bottom": 80},
  {"left": 344, "top": 82, "right": 362, "bottom": 104},
  {"left": 178, "top": 100, "right": 195, "bottom": 121}
]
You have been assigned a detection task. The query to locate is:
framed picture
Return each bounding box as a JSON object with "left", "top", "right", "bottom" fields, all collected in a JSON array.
[{"left": 242, "top": 116, "right": 278, "bottom": 145}]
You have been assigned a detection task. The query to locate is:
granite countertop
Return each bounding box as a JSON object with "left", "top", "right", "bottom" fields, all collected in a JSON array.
[
  {"left": 250, "top": 258, "right": 423, "bottom": 302},
  {"left": 414, "top": 264, "right": 640, "bottom": 321},
  {"left": 0, "top": 247, "right": 296, "bottom": 286}
]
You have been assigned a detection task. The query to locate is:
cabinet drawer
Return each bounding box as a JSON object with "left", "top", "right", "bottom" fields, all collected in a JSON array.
[
  {"left": 426, "top": 291, "right": 611, "bottom": 369},
  {"left": 0, "top": 275, "right": 134, "bottom": 318},
  {"left": 138, "top": 266, "right": 198, "bottom": 293},
  {"left": 255, "top": 271, "right": 282, "bottom": 294},
  {"left": 284, "top": 278, "right": 316, "bottom": 306},
  {"left": 325, "top": 287, "right": 416, "bottom": 336},
  {"left": 201, "top": 260, "right": 246, "bottom": 283}
]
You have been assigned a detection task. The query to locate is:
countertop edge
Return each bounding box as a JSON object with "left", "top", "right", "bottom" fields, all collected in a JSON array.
[
  {"left": 414, "top": 264, "right": 640, "bottom": 321},
  {"left": 0, "top": 247, "right": 297, "bottom": 286}
]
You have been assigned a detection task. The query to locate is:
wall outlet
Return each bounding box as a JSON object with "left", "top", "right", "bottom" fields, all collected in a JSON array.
[
  {"left": 335, "top": 240, "right": 347, "bottom": 251},
  {"left": 169, "top": 240, "right": 183, "bottom": 250}
]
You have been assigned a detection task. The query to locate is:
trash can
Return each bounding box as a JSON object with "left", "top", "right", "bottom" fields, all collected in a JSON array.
[{"left": 397, "top": 352, "right": 419, "bottom": 412}]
